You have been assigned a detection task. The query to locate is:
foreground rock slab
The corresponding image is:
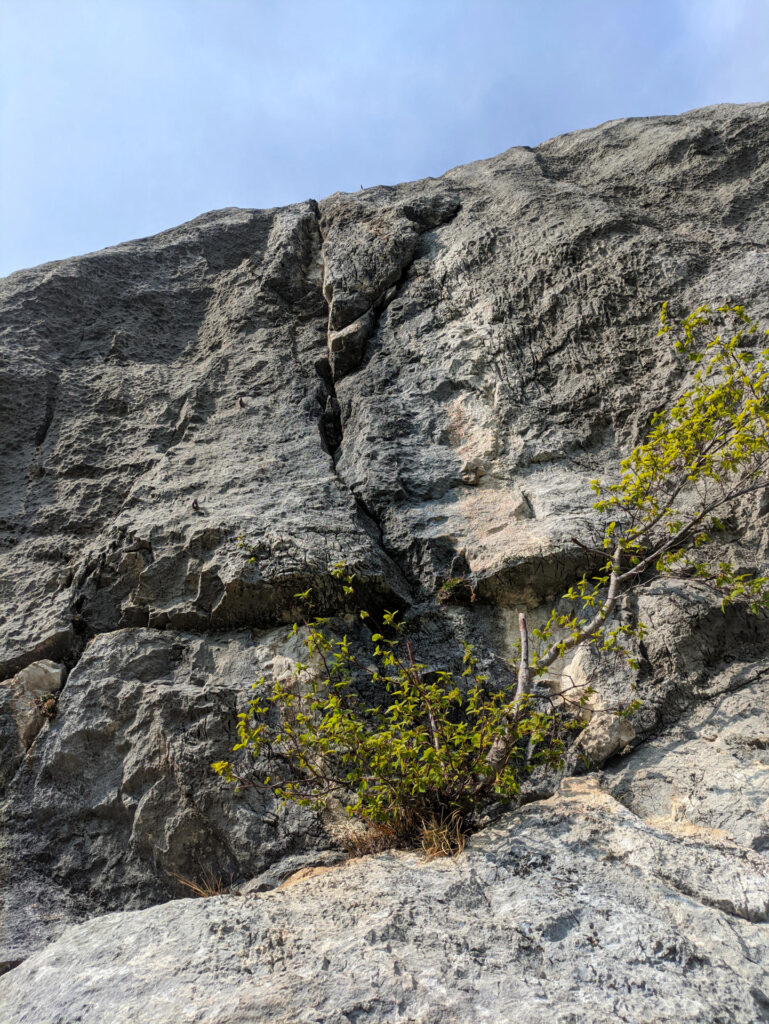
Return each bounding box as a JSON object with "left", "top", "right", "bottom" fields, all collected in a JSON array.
[{"left": 2, "top": 778, "right": 767, "bottom": 1024}]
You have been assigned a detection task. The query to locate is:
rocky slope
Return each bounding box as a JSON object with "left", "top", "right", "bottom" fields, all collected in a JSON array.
[{"left": 1, "top": 101, "right": 768, "bottom": 1021}]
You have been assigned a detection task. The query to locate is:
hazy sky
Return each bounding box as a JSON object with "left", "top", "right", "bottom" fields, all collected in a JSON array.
[{"left": 1, "top": 0, "right": 768, "bottom": 276}]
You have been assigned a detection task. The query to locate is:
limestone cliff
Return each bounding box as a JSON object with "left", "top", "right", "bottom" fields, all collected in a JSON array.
[{"left": 1, "top": 102, "right": 768, "bottom": 1022}]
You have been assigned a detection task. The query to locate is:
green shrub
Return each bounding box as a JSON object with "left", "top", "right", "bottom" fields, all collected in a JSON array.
[
  {"left": 214, "top": 304, "right": 769, "bottom": 853},
  {"left": 214, "top": 582, "right": 582, "bottom": 852}
]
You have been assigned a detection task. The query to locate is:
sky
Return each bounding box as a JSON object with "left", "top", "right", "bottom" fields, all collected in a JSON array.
[{"left": 1, "top": 0, "right": 768, "bottom": 277}]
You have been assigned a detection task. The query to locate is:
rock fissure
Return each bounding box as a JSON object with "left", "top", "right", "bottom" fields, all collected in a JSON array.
[
  {"left": 318, "top": 189, "right": 461, "bottom": 383},
  {"left": 33, "top": 381, "right": 57, "bottom": 449}
]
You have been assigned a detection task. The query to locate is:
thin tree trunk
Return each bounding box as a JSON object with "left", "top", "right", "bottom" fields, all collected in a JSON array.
[
  {"left": 538, "top": 546, "right": 622, "bottom": 671},
  {"left": 477, "top": 547, "right": 623, "bottom": 796},
  {"left": 514, "top": 611, "right": 531, "bottom": 702}
]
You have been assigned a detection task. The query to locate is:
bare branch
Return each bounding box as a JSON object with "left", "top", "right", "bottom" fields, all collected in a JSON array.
[{"left": 514, "top": 611, "right": 531, "bottom": 703}]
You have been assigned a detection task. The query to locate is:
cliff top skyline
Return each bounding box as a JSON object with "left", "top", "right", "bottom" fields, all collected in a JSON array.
[{"left": 2, "top": 0, "right": 768, "bottom": 277}]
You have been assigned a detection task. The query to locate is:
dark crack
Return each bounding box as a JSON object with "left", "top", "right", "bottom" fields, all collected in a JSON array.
[
  {"left": 314, "top": 355, "right": 343, "bottom": 459},
  {"left": 33, "top": 380, "right": 57, "bottom": 448}
]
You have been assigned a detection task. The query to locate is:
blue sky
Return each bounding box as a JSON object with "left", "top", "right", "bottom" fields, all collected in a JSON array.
[{"left": 1, "top": 0, "right": 768, "bottom": 276}]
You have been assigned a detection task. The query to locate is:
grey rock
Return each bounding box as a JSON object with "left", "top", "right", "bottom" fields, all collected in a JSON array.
[
  {"left": 573, "top": 708, "right": 636, "bottom": 766},
  {"left": 319, "top": 188, "right": 460, "bottom": 333},
  {"left": 0, "top": 201, "right": 408, "bottom": 680},
  {"left": 332, "top": 103, "right": 769, "bottom": 606},
  {"left": 0, "top": 627, "right": 335, "bottom": 964},
  {"left": 0, "top": 660, "right": 64, "bottom": 785},
  {"left": 2, "top": 778, "right": 768, "bottom": 1024},
  {"left": 238, "top": 849, "right": 347, "bottom": 894},
  {"left": 328, "top": 308, "right": 375, "bottom": 379},
  {"left": 606, "top": 672, "right": 769, "bottom": 854}
]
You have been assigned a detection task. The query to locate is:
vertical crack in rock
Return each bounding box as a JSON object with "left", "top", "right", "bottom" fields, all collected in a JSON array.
[
  {"left": 317, "top": 189, "right": 461, "bottom": 382},
  {"left": 311, "top": 189, "right": 464, "bottom": 597},
  {"left": 283, "top": 204, "right": 399, "bottom": 582},
  {"left": 309, "top": 197, "right": 462, "bottom": 598},
  {"left": 33, "top": 380, "right": 57, "bottom": 448},
  {"left": 349, "top": 490, "right": 391, "bottom": 565},
  {"left": 314, "top": 353, "right": 343, "bottom": 460}
]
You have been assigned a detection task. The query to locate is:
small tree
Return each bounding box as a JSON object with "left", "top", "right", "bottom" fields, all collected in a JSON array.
[{"left": 214, "top": 305, "right": 769, "bottom": 853}]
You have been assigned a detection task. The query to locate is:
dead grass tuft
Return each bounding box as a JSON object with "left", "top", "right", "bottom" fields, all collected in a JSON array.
[
  {"left": 332, "top": 818, "right": 403, "bottom": 858},
  {"left": 419, "top": 809, "right": 466, "bottom": 859},
  {"left": 168, "top": 868, "right": 228, "bottom": 899}
]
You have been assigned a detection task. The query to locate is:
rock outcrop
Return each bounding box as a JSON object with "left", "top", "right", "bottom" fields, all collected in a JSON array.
[
  {"left": 4, "top": 764, "right": 768, "bottom": 1023},
  {"left": 1, "top": 101, "right": 769, "bottom": 1020}
]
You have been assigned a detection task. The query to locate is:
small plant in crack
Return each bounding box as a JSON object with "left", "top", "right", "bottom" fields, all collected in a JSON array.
[
  {"left": 33, "top": 692, "right": 59, "bottom": 721},
  {"left": 215, "top": 304, "right": 769, "bottom": 855},
  {"left": 436, "top": 575, "right": 476, "bottom": 605}
]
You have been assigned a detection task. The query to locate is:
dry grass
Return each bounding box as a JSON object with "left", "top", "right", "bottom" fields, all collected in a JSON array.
[
  {"left": 168, "top": 868, "right": 228, "bottom": 898},
  {"left": 332, "top": 818, "right": 404, "bottom": 858},
  {"left": 329, "top": 806, "right": 468, "bottom": 861},
  {"left": 419, "top": 810, "right": 466, "bottom": 859}
]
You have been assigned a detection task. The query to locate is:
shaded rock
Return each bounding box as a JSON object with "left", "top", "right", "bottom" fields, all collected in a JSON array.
[
  {"left": 0, "top": 202, "right": 409, "bottom": 680},
  {"left": 0, "top": 627, "right": 335, "bottom": 965},
  {"left": 0, "top": 660, "right": 65, "bottom": 786},
  {"left": 551, "top": 577, "right": 769, "bottom": 743}
]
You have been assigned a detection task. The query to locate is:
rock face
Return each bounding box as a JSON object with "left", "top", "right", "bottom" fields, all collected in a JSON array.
[{"left": 2, "top": 101, "right": 769, "bottom": 1018}]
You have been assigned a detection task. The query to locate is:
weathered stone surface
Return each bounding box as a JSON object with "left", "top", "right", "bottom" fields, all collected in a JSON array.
[
  {"left": 0, "top": 660, "right": 65, "bottom": 785},
  {"left": 332, "top": 104, "right": 769, "bottom": 603},
  {"left": 6, "top": 103, "right": 768, "bottom": 680},
  {"left": 573, "top": 706, "right": 636, "bottom": 765},
  {"left": 2, "top": 101, "right": 769, "bottom": 1016},
  {"left": 0, "top": 626, "right": 337, "bottom": 965},
  {"left": 606, "top": 672, "right": 769, "bottom": 854},
  {"left": 551, "top": 576, "right": 769, "bottom": 753},
  {"left": 0, "top": 202, "right": 409, "bottom": 681},
  {"left": 2, "top": 777, "right": 768, "bottom": 1024}
]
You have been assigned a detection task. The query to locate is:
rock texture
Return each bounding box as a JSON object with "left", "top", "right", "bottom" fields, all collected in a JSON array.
[
  {"left": 606, "top": 671, "right": 769, "bottom": 854},
  {"left": 2, "top": 101, "right": 769, "bottom": 1019},
  {"left": 0, "top": 627, "right": 332, "bottom": 967},
  {"left": 0, "top": 659, "right": 64, "bottom": 786},
  {"left": 3, "top": 775, "right": 768, "bottom": 1024}
]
